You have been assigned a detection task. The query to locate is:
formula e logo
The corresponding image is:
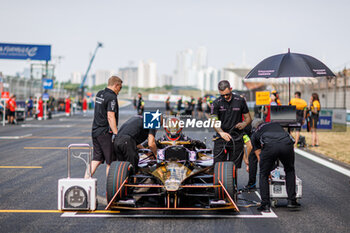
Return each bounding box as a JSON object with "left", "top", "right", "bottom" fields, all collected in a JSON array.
[{"left": 143, "top": 110, "right": 162, "bottom": 129}]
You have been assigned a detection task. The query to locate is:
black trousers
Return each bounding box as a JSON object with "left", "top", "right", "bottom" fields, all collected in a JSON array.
[
  {"left": 214, "top": 138, "right": 244, "bottom": 168},
  {"left": 248, "top": 151, "right": 258, "bottom": 185},
  {"left": 259, "top": 141, "right": 296, "bottom": 206},
  {"left": 114, "top": 135, "right": 138, "bottom": 171}
]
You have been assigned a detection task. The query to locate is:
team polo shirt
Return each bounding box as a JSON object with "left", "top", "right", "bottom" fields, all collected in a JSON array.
[
  {"left": 311, "top": 100, "right": 320, "bottom": 113},
  {"left": 211, "top": 93, "right": 249, "bottom": 134},
  {"left": 289, "top": 97, "right": 307, "bottom": 117},
  {"left": 92, "top": 88, "right": 119, "bottom": 138}
]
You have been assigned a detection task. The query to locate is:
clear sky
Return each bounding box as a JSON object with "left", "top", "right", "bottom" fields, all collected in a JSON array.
[{"left": 0, "top": 0, "right": 349, "bottom": 81}]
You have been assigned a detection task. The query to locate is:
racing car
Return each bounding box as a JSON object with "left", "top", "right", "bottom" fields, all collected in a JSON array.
[{"left": 106, "top": 117, "right": 239, "bottom": 211}]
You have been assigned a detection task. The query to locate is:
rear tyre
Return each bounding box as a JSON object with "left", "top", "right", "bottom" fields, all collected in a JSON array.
[
  {"left": 214, "top": 161, "right": 236, "bottom": 201},
  {"left": 106, "top": 161, "right": 132, "bottom": 204}
]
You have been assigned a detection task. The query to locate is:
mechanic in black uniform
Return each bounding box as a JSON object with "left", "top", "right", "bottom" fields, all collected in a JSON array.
[
  {"left": 250, "top": 119, "right": 300, "bottom": 212},
  {"left": 211, "top": 80, "right": 252, "bottom": 168},
  {"left": 165, "top": 96, "right": 171, "bottom": 115},
  {"left": 137, "top": 93, "right": 144, "bottom": 115},
  {"left": 86, "top": 76, "right": 122, "bottom": 178},
  {"left": 114, "top": 115, "right": 158, "bottom": 171}
]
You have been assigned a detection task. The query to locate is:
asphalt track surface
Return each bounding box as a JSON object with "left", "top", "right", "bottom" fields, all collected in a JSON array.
[{"left": 0, "top": 101, "right": 349, "bottom": 233}]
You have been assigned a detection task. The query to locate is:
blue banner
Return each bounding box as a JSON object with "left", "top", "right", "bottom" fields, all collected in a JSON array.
[
  {"left": 318, "top": 116, "right": 332, "bottom": 129},
  {"left": 42, "top": 93, "right": 49, "bottom": 101},
  {"left": 43, "top": 79, "right": 53, "bottom": 90},
  {"left": 0, "top": 43, "right": 51, "bottom": 61},
  {"left": 302, "top": 116, "right": 332, "bottom": 130}
]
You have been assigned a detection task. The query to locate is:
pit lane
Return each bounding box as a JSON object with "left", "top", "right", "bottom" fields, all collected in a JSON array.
[{"left": 0, "top": 100, "right": 349, "bottom": 232}]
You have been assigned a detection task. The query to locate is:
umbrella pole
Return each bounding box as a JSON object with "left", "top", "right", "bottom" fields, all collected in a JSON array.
[{"left": 289, "top": 77, "right": 291, "bottom": 103}]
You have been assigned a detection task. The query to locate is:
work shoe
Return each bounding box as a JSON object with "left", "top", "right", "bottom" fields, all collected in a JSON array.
[
  {"left": 243, "top": 183, "right": 256, "bottom": 191},
  {"left": 287, "top": 200, "right": 301, "bottom": 208},
  {"left": 257, "top": 204, "right": 271, "bottom": 213}
]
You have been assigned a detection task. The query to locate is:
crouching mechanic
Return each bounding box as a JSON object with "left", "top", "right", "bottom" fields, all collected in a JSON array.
[
  {"left": 250, "top": 119, "right": 300, "bottom": 212},
  {"left": 114, "top": 115, "right": 158, "bottom": 172}
]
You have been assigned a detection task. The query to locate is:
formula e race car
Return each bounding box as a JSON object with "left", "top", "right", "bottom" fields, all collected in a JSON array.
[{"left": 105, "top": 118, "right": 239, "bottom": 211}]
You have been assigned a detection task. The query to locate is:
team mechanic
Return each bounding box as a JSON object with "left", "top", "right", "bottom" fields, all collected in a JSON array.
[
  {"left": 114, "top": 115, "right": 158, "bottom": 172},
  {"left": 250, "top": 119, "right": 300, "bottom": 212},
  {"left": 211, "top": 80, "right": 252, "bottom": 168},
  {"left": 85, "top": 76, "right": 123, "bottom": 178}
]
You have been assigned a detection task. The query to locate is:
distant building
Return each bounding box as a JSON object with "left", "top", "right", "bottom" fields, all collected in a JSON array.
[
  {"left": 175, "top": 49, "right": 193, "bottom": 86},
  {"left": 158, "top": 74, "right": 172, "bottom": 87},
  {"left": 95, "top": 70, "right": 115, "bottom": 86},
  {"left": 174, "top": 47, "right": 208, "bottom": 88},
  {"left": 138, "top": 60, "right": 157, "bottom": 88},
  {"left": 198, "top": 67, "right": 221, "bottom": 91},
  {"left": 223, "top": 64, "right": 251, "bottom": 90},
  {"left": 195, "top": 47, "right": 208, "bottom": 69},
  {"left": 71, "top": 72, "right": 82, "bottom": 84},
  {"left": 118, "top": 67, "right": 138, "bottom": 88},
  {"left": 87, "top": 74, "right": 95, "bottom": 88}
]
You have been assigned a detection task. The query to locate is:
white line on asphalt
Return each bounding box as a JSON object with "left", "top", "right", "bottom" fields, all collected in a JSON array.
[
  {"left": 0, "top": 134, "right": 32, "bottom": 139},
  {"left": 61, "top": 192, "right": 277, "bottom": 219},
  {"left": 295, "top": 148, "right": 350, "bottom": 178},
  {"left": 21, "top": 124, "right": 73, "bottom": 128},
  {"left": 59, "top": 119, "right": 91, "bottom": 122},
  {"left": 254, "top": 191, "right": 278, "bottom": 217},
  {"left": 61, "top": 212, "right": 277, "bottom": 218}
]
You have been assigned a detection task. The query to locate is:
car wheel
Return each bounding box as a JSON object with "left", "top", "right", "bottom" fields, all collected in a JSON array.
[
  {"left": 106, "top": 161, "right": 132, "bottom": 204},
  {"left": 214, "top": 161, "right": 235, "bottom": 200}
]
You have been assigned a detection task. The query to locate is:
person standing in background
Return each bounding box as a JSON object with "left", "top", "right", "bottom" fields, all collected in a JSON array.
[
  {"left": 197, "top": 97, "right": 203, "bottom": 119},
  {"left": 309, "top": 93, "right": 321, "bottom": 147},
  {"left": 289, "top": 91, "right": 308, "bottom": 147},
  {"left": 26, "top": 96, "right": 33, "bottom": 117},
  {"left": 65, "top": 96, "right": 71, "bottom": 116},
  {"left": 165, "top": 96, "right": 171, "bottom": 116},
  {"left": 8, "top": 95, "right": 17, "bottom": 124},
  {"left": 137, "top": 93, "right": 144, "bottom": 115}
]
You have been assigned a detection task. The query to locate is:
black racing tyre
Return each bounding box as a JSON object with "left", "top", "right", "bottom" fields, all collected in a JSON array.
[
  {"left": 106, "top": 161, "right": 132, "bottom": 204},
  {"left": 214, "top": 161, "right": 236, "bottom": 200}
]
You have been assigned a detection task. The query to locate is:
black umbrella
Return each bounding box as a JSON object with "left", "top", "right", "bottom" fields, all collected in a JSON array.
[{"left": 245, "top": 49, "right": 336, "bottom": 101}]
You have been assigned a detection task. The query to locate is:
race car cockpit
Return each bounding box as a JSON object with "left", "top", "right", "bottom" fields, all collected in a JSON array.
[{"left": 105, "top": 117, "right": 239, "bottom": 211}]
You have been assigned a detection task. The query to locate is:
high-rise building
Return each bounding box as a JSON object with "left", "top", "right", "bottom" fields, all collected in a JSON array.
[
  {"left": 118, "top": 67, "right": 138, "bottom": 88},
  {"left": 195, "top": 47, "right": 208, "bottom": 69},
  {"left": 202, "top": 67, "right": 221, "bottom": 91},
  {"left": 158, "top": 74, "right": 172, "bottom": 87},
  {"left": 174, "top": 47, "right": 208, "bottom": 88},
  {"left": 95, "top": 70, "right": 115, "bottom": 86},
  {"left": 175, "top": 49, "right": 193, "bottom": 86},
  {"left": 137, "top": 60, "right": 157, "bottom": 88}
]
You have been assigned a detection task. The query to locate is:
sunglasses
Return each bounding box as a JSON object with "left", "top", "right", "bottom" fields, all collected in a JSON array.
[{"left": 221, "top": 93, "right": 231, "bottom": 98}]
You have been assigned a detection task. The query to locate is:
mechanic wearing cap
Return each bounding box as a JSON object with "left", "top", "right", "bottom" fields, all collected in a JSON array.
[
  {"left": 250, "top": 118, "right": 300, "bottom": 212},
  {"left": 86, "top": 76, "right": 122, "bottom": 178},
  {"left": 114, "top": 115, "right": 158, "bottom": 171},
  {"left": 289, "top": 91, "right": 308, "bottom": 147},
  {"left": 211, "top": 80, "right": 252, "bottom": 168}
]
